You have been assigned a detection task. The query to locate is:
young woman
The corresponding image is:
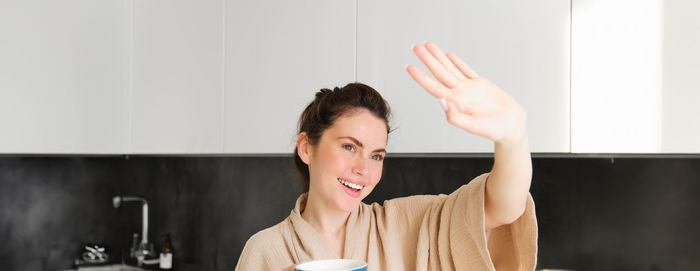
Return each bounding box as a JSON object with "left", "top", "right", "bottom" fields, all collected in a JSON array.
[{"left": 235, "top": 42, "right": 537, "bottom": 270}]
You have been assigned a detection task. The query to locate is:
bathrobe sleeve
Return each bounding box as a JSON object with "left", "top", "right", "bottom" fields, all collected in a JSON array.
[
  {"left": 235, "top": 221, "right": 297, "bottom": 271},
  {"left": 381, "top": 173, "right": 538, "bottom": 270}
]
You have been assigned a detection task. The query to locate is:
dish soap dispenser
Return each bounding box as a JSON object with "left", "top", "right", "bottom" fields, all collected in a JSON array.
[{"left": 159, "top": 233, "right": 173, "bottom": 270}]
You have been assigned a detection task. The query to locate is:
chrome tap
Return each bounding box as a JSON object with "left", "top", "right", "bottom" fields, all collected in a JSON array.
[{"left": 112, "top": 196, "right": 155, "bottom": 263}]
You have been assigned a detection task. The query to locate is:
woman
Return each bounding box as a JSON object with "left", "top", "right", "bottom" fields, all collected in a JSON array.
[{"left": 235, "top": 42, "right": 537, "bottom": 270}]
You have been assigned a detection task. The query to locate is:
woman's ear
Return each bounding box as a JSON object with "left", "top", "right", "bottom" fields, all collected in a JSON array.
[{"left": 296, "top": 132, "right": 313, "bottom": 165}]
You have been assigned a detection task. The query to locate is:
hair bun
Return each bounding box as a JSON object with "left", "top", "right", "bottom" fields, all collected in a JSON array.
[{"left": 315, "top": 88, "right": 333, "bottom": 99}]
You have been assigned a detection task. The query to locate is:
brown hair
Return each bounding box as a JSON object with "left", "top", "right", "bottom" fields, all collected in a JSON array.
[{"left": 293, "top": 82, "right": 391, "bottom": 193}]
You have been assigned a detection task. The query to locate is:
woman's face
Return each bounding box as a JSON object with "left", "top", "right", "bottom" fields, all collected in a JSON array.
[{"left": 304, "top": 109, "right": 388, "bottom": 213}]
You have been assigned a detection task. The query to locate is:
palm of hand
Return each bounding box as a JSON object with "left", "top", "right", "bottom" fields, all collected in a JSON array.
[{"left": 406, "top": 42, "right": 526, "bottom": 146}]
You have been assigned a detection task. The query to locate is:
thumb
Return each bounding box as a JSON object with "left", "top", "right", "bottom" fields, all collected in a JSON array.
[{"left": 440, "top": 98, "right": 478, "bottom": 133}]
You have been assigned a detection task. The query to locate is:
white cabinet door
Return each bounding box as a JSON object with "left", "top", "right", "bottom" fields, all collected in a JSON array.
[
  {"left": 571, "top": 0, "right": 700, "bottom": 153},
  {"left": 357, "top": 0, "right": 570, "bottom": 153},
  {"left": 130, "top": 0, "right": 224, "bottom": 154},
  {"left": 660, "top": 0, "right": 700, "bottom": 153},
  {"left": 224, "top": 0, "right": 356, "bottom": 154},
  {"left": 0, "top": 0, "right": 130, "bottom": 154}
]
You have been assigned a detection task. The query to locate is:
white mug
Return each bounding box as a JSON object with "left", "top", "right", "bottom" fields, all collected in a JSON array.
[{"left": 295, "top": 259, "right": 367, "bottom": 271}]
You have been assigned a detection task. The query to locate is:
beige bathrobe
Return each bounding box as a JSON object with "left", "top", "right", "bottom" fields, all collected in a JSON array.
[{"left": 235, "top": 173, "right": 538, "bottom": 270}]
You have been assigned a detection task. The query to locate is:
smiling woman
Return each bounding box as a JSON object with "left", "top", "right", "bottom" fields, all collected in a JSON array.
[
  {"left": 299, "top": 110, "right": 387, "bottom": 213},
  {"left": 292, "top": 83, "right": 391, "bottom": 198},
  {"left": 235, "top": 42, "right": 537, "bottom": 271}
]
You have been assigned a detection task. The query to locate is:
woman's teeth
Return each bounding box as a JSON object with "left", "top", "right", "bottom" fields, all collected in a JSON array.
[{"left": 338, "top": 178, "right": 363, "bottom": 191}]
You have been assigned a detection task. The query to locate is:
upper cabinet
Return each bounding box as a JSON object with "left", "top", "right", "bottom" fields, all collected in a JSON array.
[
  {"left": 223, "top": 0, "right": 355, "bottom": 154},
  {"left": 571, "top": 0, "right": 700, "bottom": 153},
  {"left": 356, "top": 0, "right": 571, "bottom": 153},
  {"left": 0, "top": 0, "right": 130, "bottom": 154},
  {"left": 130, "top": 0, "right": 224, "bottom": 154},
  {"left": 3, "top": 0, "right": 698, "bottom": 154}
]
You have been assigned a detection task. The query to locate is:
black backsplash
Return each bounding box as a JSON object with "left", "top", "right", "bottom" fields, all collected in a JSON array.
[{"left": 1, "top": 157, "right": 698, "bottom": 270}]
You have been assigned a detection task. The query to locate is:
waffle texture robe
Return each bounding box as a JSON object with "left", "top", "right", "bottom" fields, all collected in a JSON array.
[{"left": 235, "top": 173, "right": 538, "bottom": 270}]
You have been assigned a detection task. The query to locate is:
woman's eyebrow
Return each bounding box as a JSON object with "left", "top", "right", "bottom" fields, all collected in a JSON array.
[{"left": 336, "top": 136, "right": 386, "bottom": 153}]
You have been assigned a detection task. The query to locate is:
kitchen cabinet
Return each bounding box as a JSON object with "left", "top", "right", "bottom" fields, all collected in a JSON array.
[
  {"left": 4, "top": 0, "right": 697, "bottom": 155},
  {"left": 356, "top": 0, "right": 571, "bottom": 153},
  {"left": 223, "top": 0, "right": 356, "bottom": 154},
  {"left": 130, "top": 0, "right": 224, "bottom": 154},
  {"left": 571, "top": 0, "right": 700, "bottom": 153},
  {"left": 0, "top": 0, "right": 130, "bottom": 154}
]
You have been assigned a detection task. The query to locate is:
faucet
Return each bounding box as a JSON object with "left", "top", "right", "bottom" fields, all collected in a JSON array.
[{"left": 112, "top": 196, "right": 155, "bottom": 262}]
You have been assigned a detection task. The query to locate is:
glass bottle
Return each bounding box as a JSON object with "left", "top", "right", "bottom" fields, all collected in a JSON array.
[{"left": 159, "top": 233, "right": 173, "bottom": 270}]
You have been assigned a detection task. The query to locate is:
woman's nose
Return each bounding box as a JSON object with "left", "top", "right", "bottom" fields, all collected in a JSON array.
[{"left": 352, "top": 156, "right": 369, "bottom": 176}]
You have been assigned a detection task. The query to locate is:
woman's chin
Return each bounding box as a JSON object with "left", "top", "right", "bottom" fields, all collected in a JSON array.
[
  {"left": 334, "top": 186, "right": 373, "bottom": 212},
  {"left": 337, "top": 196, "right": 363, "bottom": 213}
]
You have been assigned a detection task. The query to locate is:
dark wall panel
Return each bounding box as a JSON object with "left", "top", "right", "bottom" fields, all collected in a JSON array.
[
  {"left": 1, "top": 157, "right": 698, "bottom": 270},
  {"left": 0, "top": 158, "right": 134, "bottom": 270},
  {"left": 531, "top": 158, "right": 700, "bottom": 270}
]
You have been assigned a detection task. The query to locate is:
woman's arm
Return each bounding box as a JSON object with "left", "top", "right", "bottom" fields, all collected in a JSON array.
[
  {"left": 486, "top": 134, "right": 531, "bottom": 230},
  {"left": 406, "top": 41, "right": 532, "bottom": 231}
]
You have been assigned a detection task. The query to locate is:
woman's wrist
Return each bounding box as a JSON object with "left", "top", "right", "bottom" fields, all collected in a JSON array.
[
  {"left": 494, "top": 108, "right": 528, "bottom": 149},
  {"left": 495, "top": 131, "right": 528, "bottom": 150}
]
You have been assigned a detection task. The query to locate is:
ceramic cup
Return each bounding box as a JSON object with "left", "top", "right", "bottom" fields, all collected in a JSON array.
[{"left": 294, "top": 259, "right": 367, "bottom": 271}]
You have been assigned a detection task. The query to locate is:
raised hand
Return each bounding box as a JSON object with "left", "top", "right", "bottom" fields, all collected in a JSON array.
[{"left": 406, "top": 42, "right": 527, "bottom": 147}]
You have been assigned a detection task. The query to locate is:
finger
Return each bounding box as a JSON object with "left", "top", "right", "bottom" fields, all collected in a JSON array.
[
  {"left": 442, "top": 99, "right": 485, "bottom": 135},
  {"left": 406, "top": 65, "right": 450, "bottom": 98},
  {"left": 425, "top": 41, "right": 467, "bottom": 80},
  {"left": 443, "top": 98, "right": 471, "bottom": 127},
  {"left": 413, "top": 44, "right": 459, "bottom": 88},
  {"left": 446, "top": 52, "right": 480, "bottom": 79},
  {"left": 441, "top": 95, "right": 476, "bottom": 115}
]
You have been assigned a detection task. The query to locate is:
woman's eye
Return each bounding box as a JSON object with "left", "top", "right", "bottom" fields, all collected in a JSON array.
[
  {"left": 371, "top": 154, "right": 384, "bottom": 161},
  {"left": 343, "top": 144, "right": 355, "bottom": 152}
]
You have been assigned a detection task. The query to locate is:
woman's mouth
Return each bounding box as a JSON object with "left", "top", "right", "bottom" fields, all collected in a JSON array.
[{"left": 338, "top": 178, "right": 364, "bottom": 198}]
